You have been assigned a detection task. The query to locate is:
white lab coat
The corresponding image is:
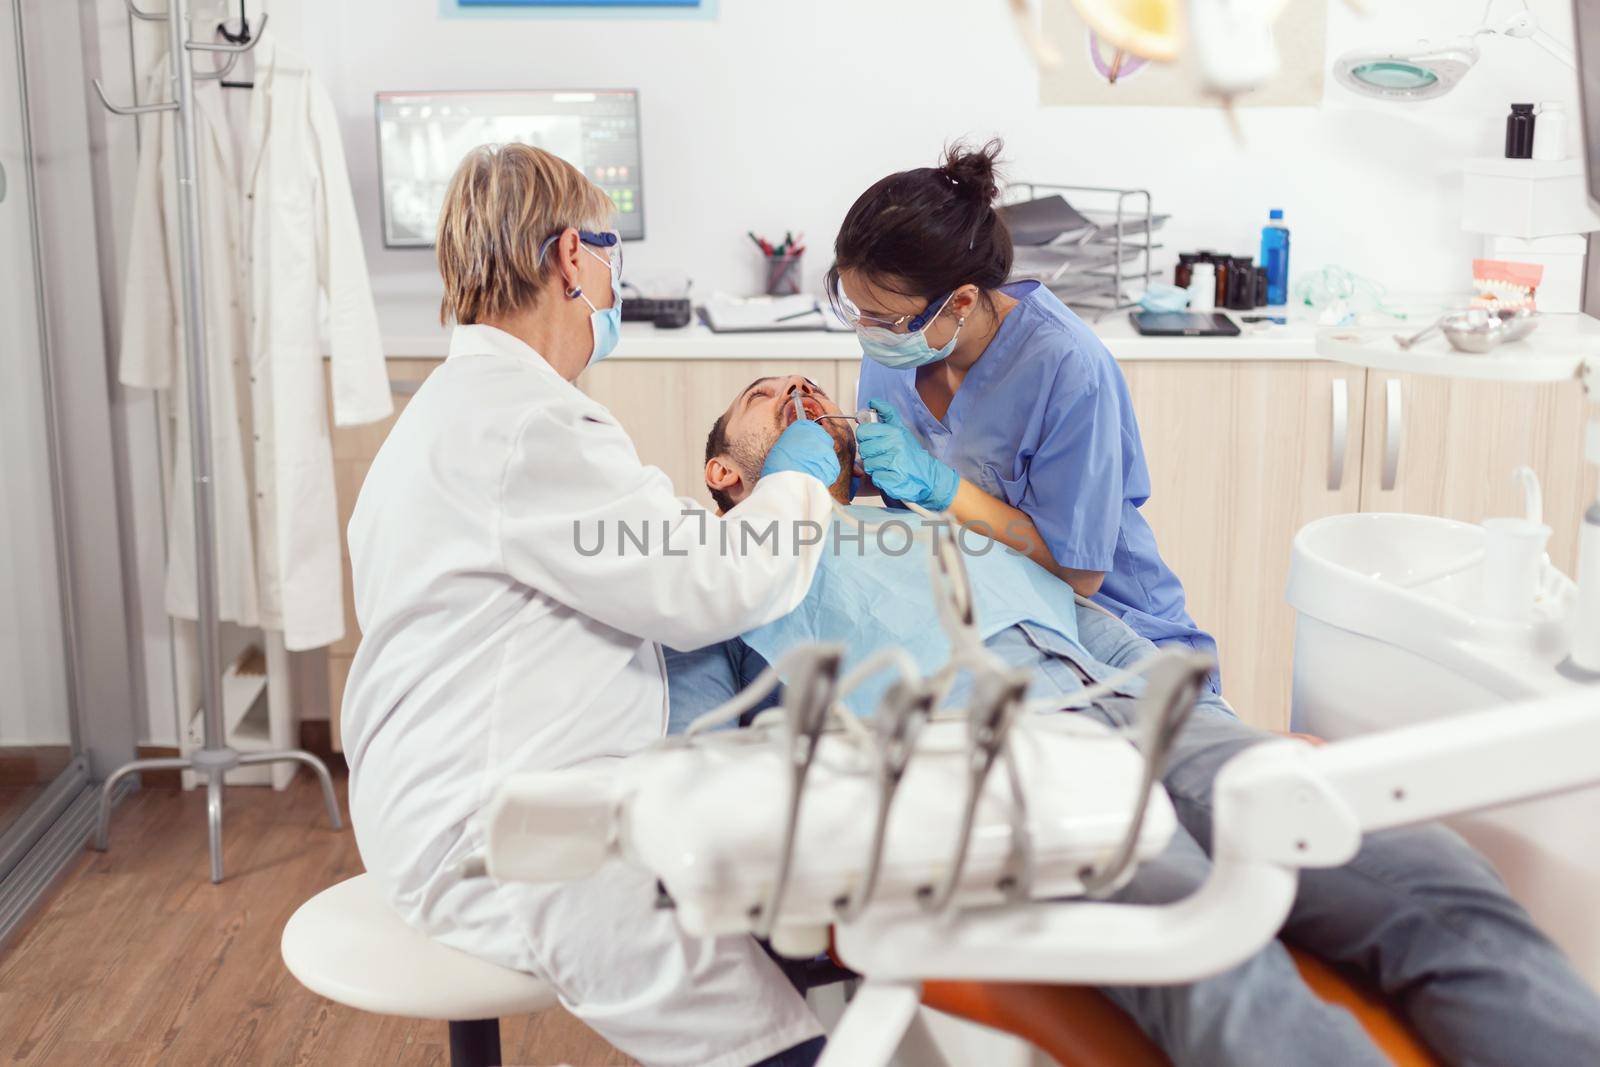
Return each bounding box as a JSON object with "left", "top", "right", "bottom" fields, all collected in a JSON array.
[
  {"left": 342, "top": 325, "right": 830, "bottom": 1067},
  {"left": 120, "top": 33, "right": 391, "bottom": 651}
]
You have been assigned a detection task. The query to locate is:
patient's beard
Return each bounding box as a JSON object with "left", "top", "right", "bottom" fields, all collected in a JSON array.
[{"left": 735, "top": 426, "right": 856, "bottom": 505}]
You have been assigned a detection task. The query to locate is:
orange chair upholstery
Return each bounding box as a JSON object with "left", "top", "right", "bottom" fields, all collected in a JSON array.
[{"left": 919, "top": 947, "right": 1440, "bottom": 1067}]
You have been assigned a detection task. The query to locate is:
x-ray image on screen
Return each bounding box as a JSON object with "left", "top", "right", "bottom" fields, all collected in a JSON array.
[{"left": 377, "top": 90, "right": 644, "bottom": 247}]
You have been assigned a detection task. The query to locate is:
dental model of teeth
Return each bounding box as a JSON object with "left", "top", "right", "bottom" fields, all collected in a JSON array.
[{"left": 1472, "top": 259, "right": 1543, "bottom": 312}]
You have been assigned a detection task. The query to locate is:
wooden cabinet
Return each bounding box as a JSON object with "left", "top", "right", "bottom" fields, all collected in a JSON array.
[
  {"left": 1357, "top": 373, "right": 1594, "bottom": 574},
  {"left": 1120, "top": 361, "right": 1368, "bottom": 730}
]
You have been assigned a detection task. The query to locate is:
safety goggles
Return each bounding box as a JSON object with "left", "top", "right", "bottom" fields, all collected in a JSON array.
[
  {"left": 538, "top": 228, "right": 624, "bottom": 277},
  {"left": 826, "top": 273, "right": 951, "bottom": 340}
]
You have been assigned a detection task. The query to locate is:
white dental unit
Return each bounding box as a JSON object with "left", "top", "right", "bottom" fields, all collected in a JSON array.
[
  {"left": 477, "top": 3, "right": 1600, "bottom": 1065},
  {"left": 1295, "top": 319, "right": 1600, "bottom": 984},
  {"left": 476, "top": 505, "right": 1600, "bottom": 1067}
]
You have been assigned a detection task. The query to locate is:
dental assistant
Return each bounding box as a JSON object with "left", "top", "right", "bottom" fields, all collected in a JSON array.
[
  {"left": 831, "top": 140, "right": 1218, "bottom": 683},
  {"left": 341, "top": 144, "right": 836, "bottom": 1067}
]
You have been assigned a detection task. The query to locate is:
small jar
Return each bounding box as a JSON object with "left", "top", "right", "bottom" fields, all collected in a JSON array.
[{"left": 1533, "top": 101, "right": 1566, "bottom": 161}]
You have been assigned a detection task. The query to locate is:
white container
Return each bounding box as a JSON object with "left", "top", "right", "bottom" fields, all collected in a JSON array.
[
  {"left": 1187, "top": 261, "right": 1216, "bottom": 311},
  {"left": 1484, "top": 232, "right": 1588, "bottom": 313},
  {"left": 1286, "top": 512, "right": 1599, "bottom": 986},
  {"left": 1480, "top": 517, "right": 1552, "bottom": 622},
  {"left": 1462, "top": 157, "right": 1600, "bottom": 238},
  {"left": 1532, "top": 101, "right": 1567, "bottom": 162}
]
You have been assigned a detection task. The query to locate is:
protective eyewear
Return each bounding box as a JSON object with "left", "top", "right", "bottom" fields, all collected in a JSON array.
[
  {"left": 826, "top": 273, "right": 951, "bottom": 337},
  {"left": 538, "top": 228, "right": 624, "bottom": 277}
]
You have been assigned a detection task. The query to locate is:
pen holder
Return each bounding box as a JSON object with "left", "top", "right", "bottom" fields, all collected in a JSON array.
[{"left": 764, "top": 253, "right": 803, "bottom": 296}]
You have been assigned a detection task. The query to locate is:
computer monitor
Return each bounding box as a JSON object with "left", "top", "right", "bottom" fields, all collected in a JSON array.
[{"left": 375, "top": 89, "right": 645, "bottom": 248}]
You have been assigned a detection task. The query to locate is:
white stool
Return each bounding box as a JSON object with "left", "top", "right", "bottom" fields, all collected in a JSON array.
[{"left": 282, "top": 874, "right": 558, "bottom": 1067}]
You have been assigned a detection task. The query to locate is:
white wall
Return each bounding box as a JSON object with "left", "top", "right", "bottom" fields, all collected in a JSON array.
[{"left": 302, "top": 0, "right": 1583, "bottom": 305}]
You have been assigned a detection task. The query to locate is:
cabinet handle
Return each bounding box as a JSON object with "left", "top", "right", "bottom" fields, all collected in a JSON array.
[
  {"left": 1382, "top": 377, "right": 1403, "bottom": 491},
  {"left": 1327, "top": 377, "right": 1348, "bottom": 491},
  {"left": 389, "top": 377, "right": 422, "bottom": 396}
]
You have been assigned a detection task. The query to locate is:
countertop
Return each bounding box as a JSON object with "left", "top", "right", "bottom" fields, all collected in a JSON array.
[
  {"left": 350, "top": 295, "right": 1328, "bottom": 362},
  {"left": 340, "top": 294, "right": 1600, "bottom": 372}
]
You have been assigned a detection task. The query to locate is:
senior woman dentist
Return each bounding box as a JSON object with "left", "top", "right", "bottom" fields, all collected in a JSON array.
[{"left": 341, "top": 144, "right": 836, "bottom": 1067}]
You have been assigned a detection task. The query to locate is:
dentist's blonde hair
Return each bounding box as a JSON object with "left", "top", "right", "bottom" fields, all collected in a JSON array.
[{"left": 436, "top": 142, "right": 615, "bottom": 326}]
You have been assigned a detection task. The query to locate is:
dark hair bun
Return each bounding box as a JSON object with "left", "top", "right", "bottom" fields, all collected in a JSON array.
[{"left": 938, "top": 138, "right": 1003, "bottom": 202}]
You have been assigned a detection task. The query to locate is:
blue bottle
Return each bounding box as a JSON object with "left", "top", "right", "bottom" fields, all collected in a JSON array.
[{"left": 1259, "top": 208, "right": 1290, "bottom": 306}]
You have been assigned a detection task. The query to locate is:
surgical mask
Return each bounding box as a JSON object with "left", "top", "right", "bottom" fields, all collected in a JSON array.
[
  {"left": 855, "top": 293, "right": 962, "bottom": 370},
  {"left": 578, "top": 245, "right": 623, "bottom": 366}
]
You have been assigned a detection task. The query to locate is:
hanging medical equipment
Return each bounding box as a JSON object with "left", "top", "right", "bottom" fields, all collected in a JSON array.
[
  {"left": 88, "top": 0, "right": 341, "bottom": 884},
  {"left": 1333, "top": 0, "right": 1576, "bottom": 103}
]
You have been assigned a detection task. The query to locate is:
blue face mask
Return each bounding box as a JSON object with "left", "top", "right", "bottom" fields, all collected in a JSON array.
[
  {"left": 578, "top": 246, "right": 623, "bottom": 366},
  {"left": 855, "top": 292, "right": 962, "bottom": 370}
]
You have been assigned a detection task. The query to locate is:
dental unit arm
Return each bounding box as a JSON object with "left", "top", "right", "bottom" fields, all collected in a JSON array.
[{"left": 475, "top": 488, "right": 1600, "bottom": 1067}]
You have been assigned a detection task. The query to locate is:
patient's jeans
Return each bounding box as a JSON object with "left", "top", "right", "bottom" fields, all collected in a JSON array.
[{"left": 988, "top": 627, "right": 1600, "bottom": 1067}]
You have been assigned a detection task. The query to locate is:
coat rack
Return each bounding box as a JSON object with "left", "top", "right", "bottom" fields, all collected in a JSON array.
[{"left": 90, "top": 0, "right": 342, "bottom": 884}]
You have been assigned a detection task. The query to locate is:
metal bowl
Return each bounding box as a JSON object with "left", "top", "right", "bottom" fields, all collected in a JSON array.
[{"left": 1440, "top": 307, "right": 1540, "bottom": 354}]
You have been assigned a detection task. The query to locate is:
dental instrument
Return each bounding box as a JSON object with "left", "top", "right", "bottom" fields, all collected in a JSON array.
[
  {"left": 917, "top": 665, "right": 1033, "bottom": 915},
  {"left": 753, "top": 644, "right": 845, "bottom": 940},
  {"left": 831, "top": 675, "right": 935, "bottom": 922}
]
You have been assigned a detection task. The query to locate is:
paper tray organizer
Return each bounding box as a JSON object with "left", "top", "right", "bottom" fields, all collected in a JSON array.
[{"left": 1001, "top": 182, "right": 1165, "bottom": 320}]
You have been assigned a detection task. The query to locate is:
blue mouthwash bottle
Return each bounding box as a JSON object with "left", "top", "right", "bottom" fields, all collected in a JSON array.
[{"left": 1260, "top": 209, "right": 1290, "bottom": 306}]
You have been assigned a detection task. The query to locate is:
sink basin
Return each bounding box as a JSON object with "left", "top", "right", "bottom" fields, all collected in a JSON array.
[
  {"left": 1288, "top": 513, "right": 1597, "bottom": 986},
  {"left": 1288, "top": 512, "right": 1574, "bottom": 677}
]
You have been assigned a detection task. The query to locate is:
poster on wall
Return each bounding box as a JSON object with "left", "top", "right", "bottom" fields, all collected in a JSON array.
[
  {"left": 1039, "top": 0, "right": 1327, "bottom": 107},
  {"left": 456, "top": 0, "right": 701, "bottom": 7},
  {"left": 448, "top": 0, "right": 715, "bottom": 17}
]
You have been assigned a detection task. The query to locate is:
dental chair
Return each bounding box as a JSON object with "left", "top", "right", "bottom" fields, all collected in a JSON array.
[{"left": 915, "top": 951, "right": 1439, "bottom": 1067}]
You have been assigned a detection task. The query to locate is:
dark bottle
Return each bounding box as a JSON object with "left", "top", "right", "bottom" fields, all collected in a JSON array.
[
  {"left": 1254, "top": 265, "right": 1269, "bottom": 307},
  {"left": 1506, "top": 103, "right": 1536, "bottom": 159},
  {"left": 1174, "top": 252, "right": 1198, "bottom": 289},
  {"left": 1210, "top": 256, "right": 1230, "bottom": 307},
  {"left": 1227, "top": 257, "right": 1256, "bottom": 309}
]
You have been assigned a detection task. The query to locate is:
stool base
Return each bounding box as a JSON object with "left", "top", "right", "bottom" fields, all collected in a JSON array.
[{"left": 448, "top": 1018, "right": 502, "bottom": 1067}]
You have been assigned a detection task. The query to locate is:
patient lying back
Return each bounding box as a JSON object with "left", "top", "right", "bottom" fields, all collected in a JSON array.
[{"left": 669, "top": 373, "right": 1197, "bottom": 728}]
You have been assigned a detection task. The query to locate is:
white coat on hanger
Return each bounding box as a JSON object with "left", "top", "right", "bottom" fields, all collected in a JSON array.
[
  {"left": 121, "top": 52, "right": 262, "bottom": 632},
  {"left": 242, "top": 33, "right": 391, "bottom": 651},
  {"left": 119, "top": 31, "right": 391, "bottom": 652}
]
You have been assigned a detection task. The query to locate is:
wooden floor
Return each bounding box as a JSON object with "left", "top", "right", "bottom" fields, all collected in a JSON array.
[
  {"left": 0, "top": 774, "right": 637, "bottom": 1066},
  {"left": 0, "top": 787, "right": 46, "bottom": 832}
]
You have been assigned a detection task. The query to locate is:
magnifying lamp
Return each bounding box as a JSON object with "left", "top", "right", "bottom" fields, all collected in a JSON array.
[{"left": 1334, "top": 0, "right": 1576, "bottom": 103}]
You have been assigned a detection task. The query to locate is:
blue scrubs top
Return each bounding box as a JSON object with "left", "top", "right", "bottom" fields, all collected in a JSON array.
[{"left": 857, "top": 280, "right": 1219, "bottom": 684}]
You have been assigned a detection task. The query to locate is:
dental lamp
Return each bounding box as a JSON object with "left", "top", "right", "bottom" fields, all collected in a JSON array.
[{"left": 1334, "top": 0, "right": 1576, "bottom": 102}]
